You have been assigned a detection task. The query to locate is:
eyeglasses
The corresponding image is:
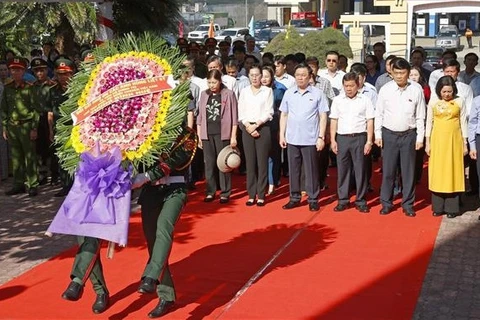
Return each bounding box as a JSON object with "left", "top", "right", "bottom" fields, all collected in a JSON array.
[{"left": 327, "top": 59, "right": 337, "bottom": 63}]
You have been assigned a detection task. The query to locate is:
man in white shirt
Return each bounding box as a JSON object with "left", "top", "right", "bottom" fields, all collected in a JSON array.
[
  {"left": 375, "top": 58, "right": 426, "bottom": 217},
  {"left": 317, "top": 50, "right": 346, "bottom": 96},
  {"left": 245, "top": 35, "right": 262, "bottom": 62},
  {"left": 198, "top": 55, "right": 239, "bottom": 97},
  {"left": 428, "top": 50, "right": 457, "bottom": 89},
  {"left": 330, "top": 72, "right": 375, "bottom": 213},
  {"left": 274, "top": 55, "right": 296, "bottom": 89},
  {"left": 225, "top": 58, "right": 250, "bottom": 94}
]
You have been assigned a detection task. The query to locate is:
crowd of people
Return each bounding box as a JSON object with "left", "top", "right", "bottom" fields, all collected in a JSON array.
[{"left": 2, "top": 34, "right": 480, "bottom": 317}]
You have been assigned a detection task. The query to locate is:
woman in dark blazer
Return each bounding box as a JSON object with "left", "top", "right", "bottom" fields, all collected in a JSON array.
[{"left": 197, "top": 69, "right": 238, "bottom": 203}]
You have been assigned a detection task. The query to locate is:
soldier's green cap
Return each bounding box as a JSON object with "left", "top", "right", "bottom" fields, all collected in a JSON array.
[
  {"left": 7, "top": 57, "right": 28, "bottom": 69},
  {"left": 54, "top": 58, "right": 75, "bottom": 73},
  {"left": 81, "top": 49, "right": 94, "bottom": 62},
  {"left": 31, "top": 58, "right": 48, "bottom": 69}
]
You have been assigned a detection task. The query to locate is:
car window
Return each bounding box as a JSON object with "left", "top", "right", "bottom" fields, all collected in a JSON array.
[
  {"left": 196, "top": 26, "right": 209, "bottom": 31},
  {"left": 221, "top": 30, "right": 238, "bottom": 36},
  {"left": 438, "top": 30, "right": 458, "bottom": 37}
]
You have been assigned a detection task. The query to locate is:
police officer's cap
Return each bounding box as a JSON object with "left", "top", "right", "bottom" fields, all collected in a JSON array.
[
  {"left": 54, "top": 58, "right": 75, "bottom": 73},
  {"left": 31, "top": 58, "right": 48, "bottom": 69},
  {"left": 7, "top": 57, "right": 27, "bottom": 69},
  {"left": 81, "top": 49, "right": 95, "bottom": 62},
  {"left": 205, "top": 37, "right": 217, "bottom": 46}
]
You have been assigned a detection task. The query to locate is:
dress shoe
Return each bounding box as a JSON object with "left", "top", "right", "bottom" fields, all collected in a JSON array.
[
  {"left": 54, "top": 188, "right": 69, "bottom": 197},
  {"left": 219, "top": 197, "right": 229, "bottom": 204},
  {"left": 28, "top": 187, "right": 38, "bottom": 197},
  {"left": 148, "top": 299, "right": 175, "bottom": 318},
  {"left": 403, "top": 208, "right": 416, "bottom": 217},
  {"left": 92, "top": 293, "right": 109, "bottom": 314},
  {"left": 355, "top": 204, "right": 370, "bottom": 213},
  {"left": 5, "top": 186, "right": 25, "bottom": 196},
  {"left": 138, "top": 277, "right": 157, "bottom": 294},
  {"left": 282, "top": 201, "right": 300, "bottom": 210},
  {"left": 309, "top": 202, "right": 320, "bottom": 212},
  {"left": 447, "top": 212, "right": 457, "bottom": 219},
  {"left": 334, "top": 203, "right": 349, "bottom": 212},
  {"left": 246, "top": 199, "right": 255, "bottom": 206},
  {"left": 203, "top": 195, "right": 214, "bottom": 203},
  {"left": 432, "top": 212, "right": 444, "bottom": 217},
  {"left": 379, "top": 207, "right": 392, "bottom": 215},
  {"left": 256, "top": 199, "right": 265, "bottom": 207},
  {"left": 61, "top": 281, "right": 84, "bottom": 301}
]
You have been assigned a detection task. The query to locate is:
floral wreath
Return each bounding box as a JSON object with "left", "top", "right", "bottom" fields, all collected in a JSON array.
[{"left": 55, "top": 33, "right": 190, "bottom": 175}]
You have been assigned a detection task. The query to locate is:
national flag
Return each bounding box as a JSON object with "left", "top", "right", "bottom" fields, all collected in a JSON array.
[
  {"left": 208, "top": 19, "right": 215, "bottom": 38},
  {"left": 249, "top": 15, "right": 255, "bottom": 37}
]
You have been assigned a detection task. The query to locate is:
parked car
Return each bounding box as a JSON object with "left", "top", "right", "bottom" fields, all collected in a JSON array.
[
  {"left": 188, "top": 24, "right": 221, "bottom": 43},
  {"left": 254, "top": 19, "right": 280, "bottom": 36},
  {"left": 289, "top": 19, "right": 313, "bottom": 28},
  {"left": 215, "top": 27, "right": 250, "bottom": 43},
  {"left": 435, "top": 25, "right": 461, "bottom": 51},
  {"left": 422, "top": 47, "right": 445, "bottom": 69}
]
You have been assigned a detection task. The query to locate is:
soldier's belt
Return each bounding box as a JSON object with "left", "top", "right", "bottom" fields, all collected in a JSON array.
[
  {"left": 9, "top": 119, "right": 32, "bottom": 125},
  {"left": 152, "top": 176, "right": 185, "bottom": 186}
]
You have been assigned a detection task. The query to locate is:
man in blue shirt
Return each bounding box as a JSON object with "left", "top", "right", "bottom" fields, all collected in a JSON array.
[{"left": 279, "top": 63, "right": 329, "bottom": 211}]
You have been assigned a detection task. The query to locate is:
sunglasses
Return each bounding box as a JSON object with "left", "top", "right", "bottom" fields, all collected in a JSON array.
[{"left": 327, "top": 59, "right": 337, "bottom": 63}]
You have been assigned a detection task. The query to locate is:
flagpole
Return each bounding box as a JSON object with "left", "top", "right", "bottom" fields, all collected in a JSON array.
[{"left": 245, "top": 0, "right": 248, "bottom": 26}]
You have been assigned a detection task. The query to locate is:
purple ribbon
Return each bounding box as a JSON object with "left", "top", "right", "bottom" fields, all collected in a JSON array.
[{"left": 63, "top": 147, "right": 132, "bottom": 225}]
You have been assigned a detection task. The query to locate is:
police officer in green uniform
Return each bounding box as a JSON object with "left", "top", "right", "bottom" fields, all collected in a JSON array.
[
  {"left": 31, "top": 57, "right": 56, "bottom": 185},
  {"left": 0, "top": 57, "right": 40, "bottom": 196},
  {"left": 47, "top": 58, "right": 74, "bottom": 196},
  {"left": 132, "top": 127, "right": 197, "bottom": 318}
]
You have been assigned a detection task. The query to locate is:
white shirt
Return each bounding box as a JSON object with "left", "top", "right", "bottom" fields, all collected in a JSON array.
[
  {"left": 375, "top": 80, "right": 426, "bottom": 143},
  {"left": 196, "top": 74, "right": 239, "bottom": 98},
  {"left": 340, "top": 82, "right": 378, "bottom": 106},
  {"left": 429, "top": 81, "right": 474, "bottom": 117},
  {"left": 317, "top": 68, "right": 346, "bottom": 96},
  {"left": 238, "top": 85, "right": 274, "bottom": 125},
  {"left": 330, "top": 93, "right": 375, "bottom": 134},
  {"left": 275, "top": 73, "right": 296, "bottom": 89}
]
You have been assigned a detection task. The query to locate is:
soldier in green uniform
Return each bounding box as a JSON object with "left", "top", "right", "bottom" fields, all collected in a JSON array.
[
  {"left": 132, "top": 127, "right": 197, "bottom": 318},
  {"left": 47, "top": 58, "right": 74, "bottom": 196},
  {"left": 31, "top": 57, "right": 56, "bottom": 185},
  {"left": 0, "top": 57, "right": 40, "bottom": 196}
]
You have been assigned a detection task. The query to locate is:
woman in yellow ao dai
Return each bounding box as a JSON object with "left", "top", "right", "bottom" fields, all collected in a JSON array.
[{"left": 425, "top": 76, "right": 468, "bottom": 218}]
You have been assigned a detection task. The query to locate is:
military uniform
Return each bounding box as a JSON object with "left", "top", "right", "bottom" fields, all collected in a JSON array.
[
  {"left": 31, "top": 57, "right": 56, "bottom": 185},
  {"left": 0, "top": 57, "right": 39, "bottom": 195},
  {"left": 59, "top": 56, "right": 109, "bottom": 315},
  {"left": 47, "top": 80, "right": 73, "bottom": 195},
  {"left": 134, "top": 127, "right": 197, "bottom": 318}
]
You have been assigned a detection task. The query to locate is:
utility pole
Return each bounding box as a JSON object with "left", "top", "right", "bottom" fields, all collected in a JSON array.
[{"left": 245, "top": 0, "right": 248, "bottom": 26}]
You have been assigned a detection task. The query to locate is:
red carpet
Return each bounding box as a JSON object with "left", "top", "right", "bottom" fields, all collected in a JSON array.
[{"left": 0, "top": 166, "right": 441, "bottom": 319}]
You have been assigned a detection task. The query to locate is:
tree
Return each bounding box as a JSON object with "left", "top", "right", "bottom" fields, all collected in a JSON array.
[
  {"left": 113, "top": 0, "right": 185, "bottom": 35},
  {"left": 0, "top": 2, "right": 96, "bottom": 57},
  {"left": 265, "top": 27, "right": 353, "bottom": 68}
]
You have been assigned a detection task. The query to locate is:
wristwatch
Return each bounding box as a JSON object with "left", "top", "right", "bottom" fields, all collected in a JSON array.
[{"left": 318, "top": 136, "right": 325, "bottom": 140}]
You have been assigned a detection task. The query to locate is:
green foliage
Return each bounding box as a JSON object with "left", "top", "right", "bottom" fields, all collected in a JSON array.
[
  {"left": 0, "top": 2, "right": 96, "bottom": 56},
  {"left": 265, "top": 27, "right": 353, "bottom": 68},
  {"left": 113, "top": 0, "right": 184, "bottom": 35}
]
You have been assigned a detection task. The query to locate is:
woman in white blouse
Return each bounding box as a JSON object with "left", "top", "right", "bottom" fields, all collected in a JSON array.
[{"left": 238, "top": 64, "right": 274, "bottom": 206}]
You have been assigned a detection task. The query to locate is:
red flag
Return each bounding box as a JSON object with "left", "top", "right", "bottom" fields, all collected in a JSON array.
[
  {"left": 179, "top": 21, "right": 184, "bottom": 38},
  {"left": 332, "top": 19, "right": 338, "bottom": 29},
  {"left": 208, "top": 19, "right": 215, "bottom": 38}
]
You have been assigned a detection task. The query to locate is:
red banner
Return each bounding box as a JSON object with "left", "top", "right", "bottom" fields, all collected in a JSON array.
[{"left": 72, "top": 76, "right": 172, "bottom": 125}]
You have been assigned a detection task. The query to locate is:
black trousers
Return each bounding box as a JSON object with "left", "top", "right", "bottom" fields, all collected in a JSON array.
[
  {"left": 202, "top": 134, "right": 231, "bottom": 197},
  {"left": 336, "top": 134, "right": 368, "bottom": 205},
  {"left": 431, "top": 192, "right": 460, "bottom": 214},
  {"left": 380, "top": 128, "right": 416, "bottom": 209},
  {"left": 242, "top": 125, "right": 271, "bottom": 200},
  {"left": 318, "top": 143, "right": 330, "bottom": 188},
  {"left": 288, "top": 144, "right": 319, "bottom": 204}
]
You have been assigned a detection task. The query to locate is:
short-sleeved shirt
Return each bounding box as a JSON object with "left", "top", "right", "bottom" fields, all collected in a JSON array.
[
  {"left": 279, "top": 85, "right": 329, "bottom": 146},
  {"left": 330, "top": 93, "right": 375, "bottom": 134},
  {"left": 206, "top": 94, "right": 221, "bottom": 135}
]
